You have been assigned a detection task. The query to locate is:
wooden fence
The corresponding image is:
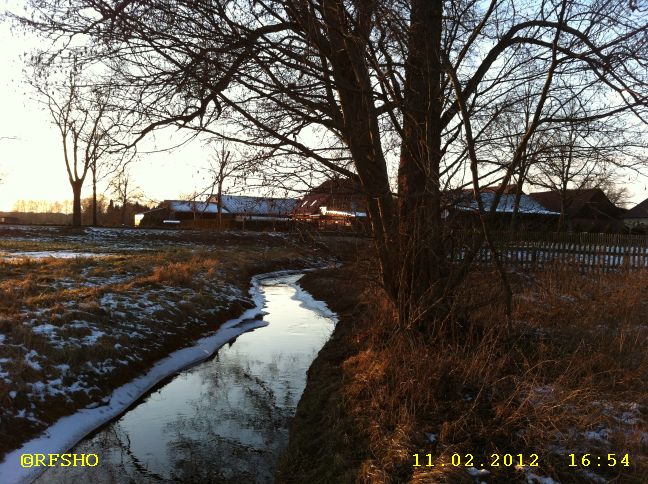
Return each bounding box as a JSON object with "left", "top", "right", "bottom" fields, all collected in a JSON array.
[{"left": 449, "top": 231, "right": 648, "bottom": 272}]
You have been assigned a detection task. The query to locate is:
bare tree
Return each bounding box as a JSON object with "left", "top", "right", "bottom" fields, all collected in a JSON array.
[
  {"left": 204, "top": 137, "right": 256, "bottom": 229},
  {"left": 583, "top": 172, "right": 634, "bottom": 209},
  {"left": 109, "top": 167, "right": 143, "bottom": 225},
  {"left": 87, "top": 89, "right": 134, "bottom": 226},
  {"left": 531, "top": 126, "right": 604, "bottom": 230},
  {"left": 17, "top": 0, "right": 648, "bottom": 325},
  {"left": 30, "top": 64, "right": 120, "bottom": 226},
  {"left": 528, "top": 104, "right": 643, "bottom": 230}
]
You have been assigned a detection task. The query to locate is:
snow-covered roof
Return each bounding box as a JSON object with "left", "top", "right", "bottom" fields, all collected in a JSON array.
[
  {"left": 456, "top": 193, "right": 559, "bottom": 215},
  {"left": 167, "top": 201, "right": 228, "bottom": 214},
  {"left": 219, "top": 195, "right": 298, "bottom": 216}
]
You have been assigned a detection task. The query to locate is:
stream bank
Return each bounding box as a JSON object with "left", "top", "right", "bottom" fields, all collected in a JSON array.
[{"left": 275, "top": 265, "right": 370, "bottom": 484}]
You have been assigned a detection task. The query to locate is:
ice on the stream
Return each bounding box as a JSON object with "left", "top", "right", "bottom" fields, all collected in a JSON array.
[{"left": 466, "top": 466, "right": 490, "bottom": 477}]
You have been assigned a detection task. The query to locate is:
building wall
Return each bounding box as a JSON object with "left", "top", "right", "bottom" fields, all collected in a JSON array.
[{"left": 624, "top": 218, "right": 648, "bottom": 229}]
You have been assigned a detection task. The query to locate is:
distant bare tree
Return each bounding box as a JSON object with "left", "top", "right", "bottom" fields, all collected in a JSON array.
[
  {"left": 584, "top": 174, "right": 634, "bottom": 209},
  {"left": 85, "top": 82, "right": 136, "bottom": 226},
  {"left": 27, "top": 59, "right": 133, "bottom": 227},
  {"left": 204, "top": 137, "right": 256, "bottom": 229},
  {"left": 528, "top": 104, "right": 643, "bottom": 230},
  {"left": 109, "top": 167, "right": 143, "bottom": 225}
]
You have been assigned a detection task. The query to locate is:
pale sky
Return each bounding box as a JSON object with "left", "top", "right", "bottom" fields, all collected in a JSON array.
[
  {"left": 0, "top": 18, "right": 219, "bottom": 212},
  {"left": 0, "top": 10, "right": 646, "bottom": 212}
]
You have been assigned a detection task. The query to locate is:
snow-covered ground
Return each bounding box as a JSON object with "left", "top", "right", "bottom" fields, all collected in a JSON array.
[{"left": 0, "top": 225, "right": 323, "bottom": 472}]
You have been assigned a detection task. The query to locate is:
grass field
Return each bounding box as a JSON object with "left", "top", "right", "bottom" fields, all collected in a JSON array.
[
  {"left": 0, "top": 225, "right": 328, "bottom": 460},
  {"left": 279, "top": 256, "right": 648, "bottom": 483}
]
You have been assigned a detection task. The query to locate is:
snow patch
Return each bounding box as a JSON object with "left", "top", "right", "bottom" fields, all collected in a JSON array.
[
  {"left": 23, "top": 350, "right": 42, "bottom": 371},
  {"left": 1, "top": 251, "right": 105, "bottom": 260},
  {"left": 466, "top": 466, "right": 490, "bottom": 477},
  {"left": 525, "top": 472, "right": 560, "bottom": 484},
  {"left": 31, "top": 324, "right": 58, "bottom": 337}
]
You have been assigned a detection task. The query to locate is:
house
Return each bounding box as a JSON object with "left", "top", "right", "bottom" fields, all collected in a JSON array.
[
  {"left": 293, "top": 178, "right": 369, "bottom": 231},
  {"left": 623, "top": 197, "right": 648, "bottom": 231},
  {"left": 444, "top": 189, "right": 559, "bottom": 229},
  {"left": 0, "top": 216, "right": 21, "bottom": 224},
  {"left": 135, "top": 200, "right": 226, "bottom": 227},
  {"left": 207, "top": 194, "right": 298, "bottom": 230},
  {"left": 529, "top": 188, "right": 624, "bottom": 232}
]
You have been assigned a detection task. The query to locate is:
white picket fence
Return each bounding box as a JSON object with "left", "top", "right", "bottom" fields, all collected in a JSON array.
[{"left": 449, "top": 231, "right": 648, "bottom": 271}]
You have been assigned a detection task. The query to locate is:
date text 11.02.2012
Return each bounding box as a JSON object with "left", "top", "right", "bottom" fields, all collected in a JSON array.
[{"left": 412, "top": 453, "right": 539, "bottom": 468}]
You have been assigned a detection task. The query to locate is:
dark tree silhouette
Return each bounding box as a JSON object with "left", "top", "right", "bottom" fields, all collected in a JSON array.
[
  {"left": 16, "top": 0, "right": 648, "bottom": 325},
  {"left": 29, "top": 64, "right": 124, "bottom": 226}
]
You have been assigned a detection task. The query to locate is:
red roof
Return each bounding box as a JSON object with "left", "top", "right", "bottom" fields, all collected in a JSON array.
[{"left": 293, "top": 178, "right": 365, "bottom": 216}]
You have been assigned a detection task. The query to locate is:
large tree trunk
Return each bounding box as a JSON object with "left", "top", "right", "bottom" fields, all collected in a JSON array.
[
  {"left": 71, "top": 179, "right": 83, "bottom": 227},
  {"left": 320, "top": 0, "right": 446, "bottom": 324},
  {"left": 320, "top": 0, "right": 398, "bottom": 300},
  {"left": 397, "top": 0, "right": 445, "bottom": 325}
]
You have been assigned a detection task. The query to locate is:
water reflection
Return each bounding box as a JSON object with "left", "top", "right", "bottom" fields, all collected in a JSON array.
[{"left": 37, "top": 274, "right": 334, "bottom": 483}]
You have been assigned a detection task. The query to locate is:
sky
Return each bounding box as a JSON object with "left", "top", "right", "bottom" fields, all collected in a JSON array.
[
  {"left": 0, "top": 17, "right": 217, "bottom": 212},
  {"left": 0, "top": 8, "right": 646, "bottom": 213}
]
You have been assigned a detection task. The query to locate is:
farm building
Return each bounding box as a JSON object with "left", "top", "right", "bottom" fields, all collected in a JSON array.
[
  {"left": 293, "top": 178, "right": 369, "bottom": 232},
  {"left": 444, "top": 188, "right": 559, "bottom": 229},
  {"left": 135, "top": 200, "right": 225, "bottom": 227},
  {"left": 623, "top": 197, "right": 648, "bottom": 231},
  {"left": 206, "top": 194, "right": 298, "bottom": 230},
  {"left": 529, "top": 188, "right": 624, "bottom": 232}
]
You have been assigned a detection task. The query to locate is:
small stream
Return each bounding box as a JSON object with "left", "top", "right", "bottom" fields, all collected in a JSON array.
[{"left": 35, "top": 273, "right": 336, "bottom": 483}]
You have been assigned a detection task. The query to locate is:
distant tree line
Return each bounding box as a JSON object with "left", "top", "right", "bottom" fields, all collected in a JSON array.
[{"left": 10, "top": 196, "right": 151, "bottom": 226}]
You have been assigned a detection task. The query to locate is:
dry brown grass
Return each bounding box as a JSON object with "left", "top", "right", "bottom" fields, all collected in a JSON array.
[
  {"left": 149, "top": 260, "right": 206, "bottom": 285},
  {"left": 291, "top": 265, "right": 648, "bottom": 483},
  {"left": 0, "top": 229, "right": 324, "bottom": 461}
]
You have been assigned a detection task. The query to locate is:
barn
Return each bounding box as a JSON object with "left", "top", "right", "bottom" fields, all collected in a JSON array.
[
  {"left": 529, "top": 188, "right": 624, "bottom": 232},
  {"left": 207, "top": 194, "right": 298, "bottom": 230},
  {"left": 444, "top": 188, "right": 559, "bottom": 230},
  {"left": 135, "top": 200, "right": 226, "bottom": 227},
  {"left": 293, "top": 178, "right": 368, "bottom": 232}
]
